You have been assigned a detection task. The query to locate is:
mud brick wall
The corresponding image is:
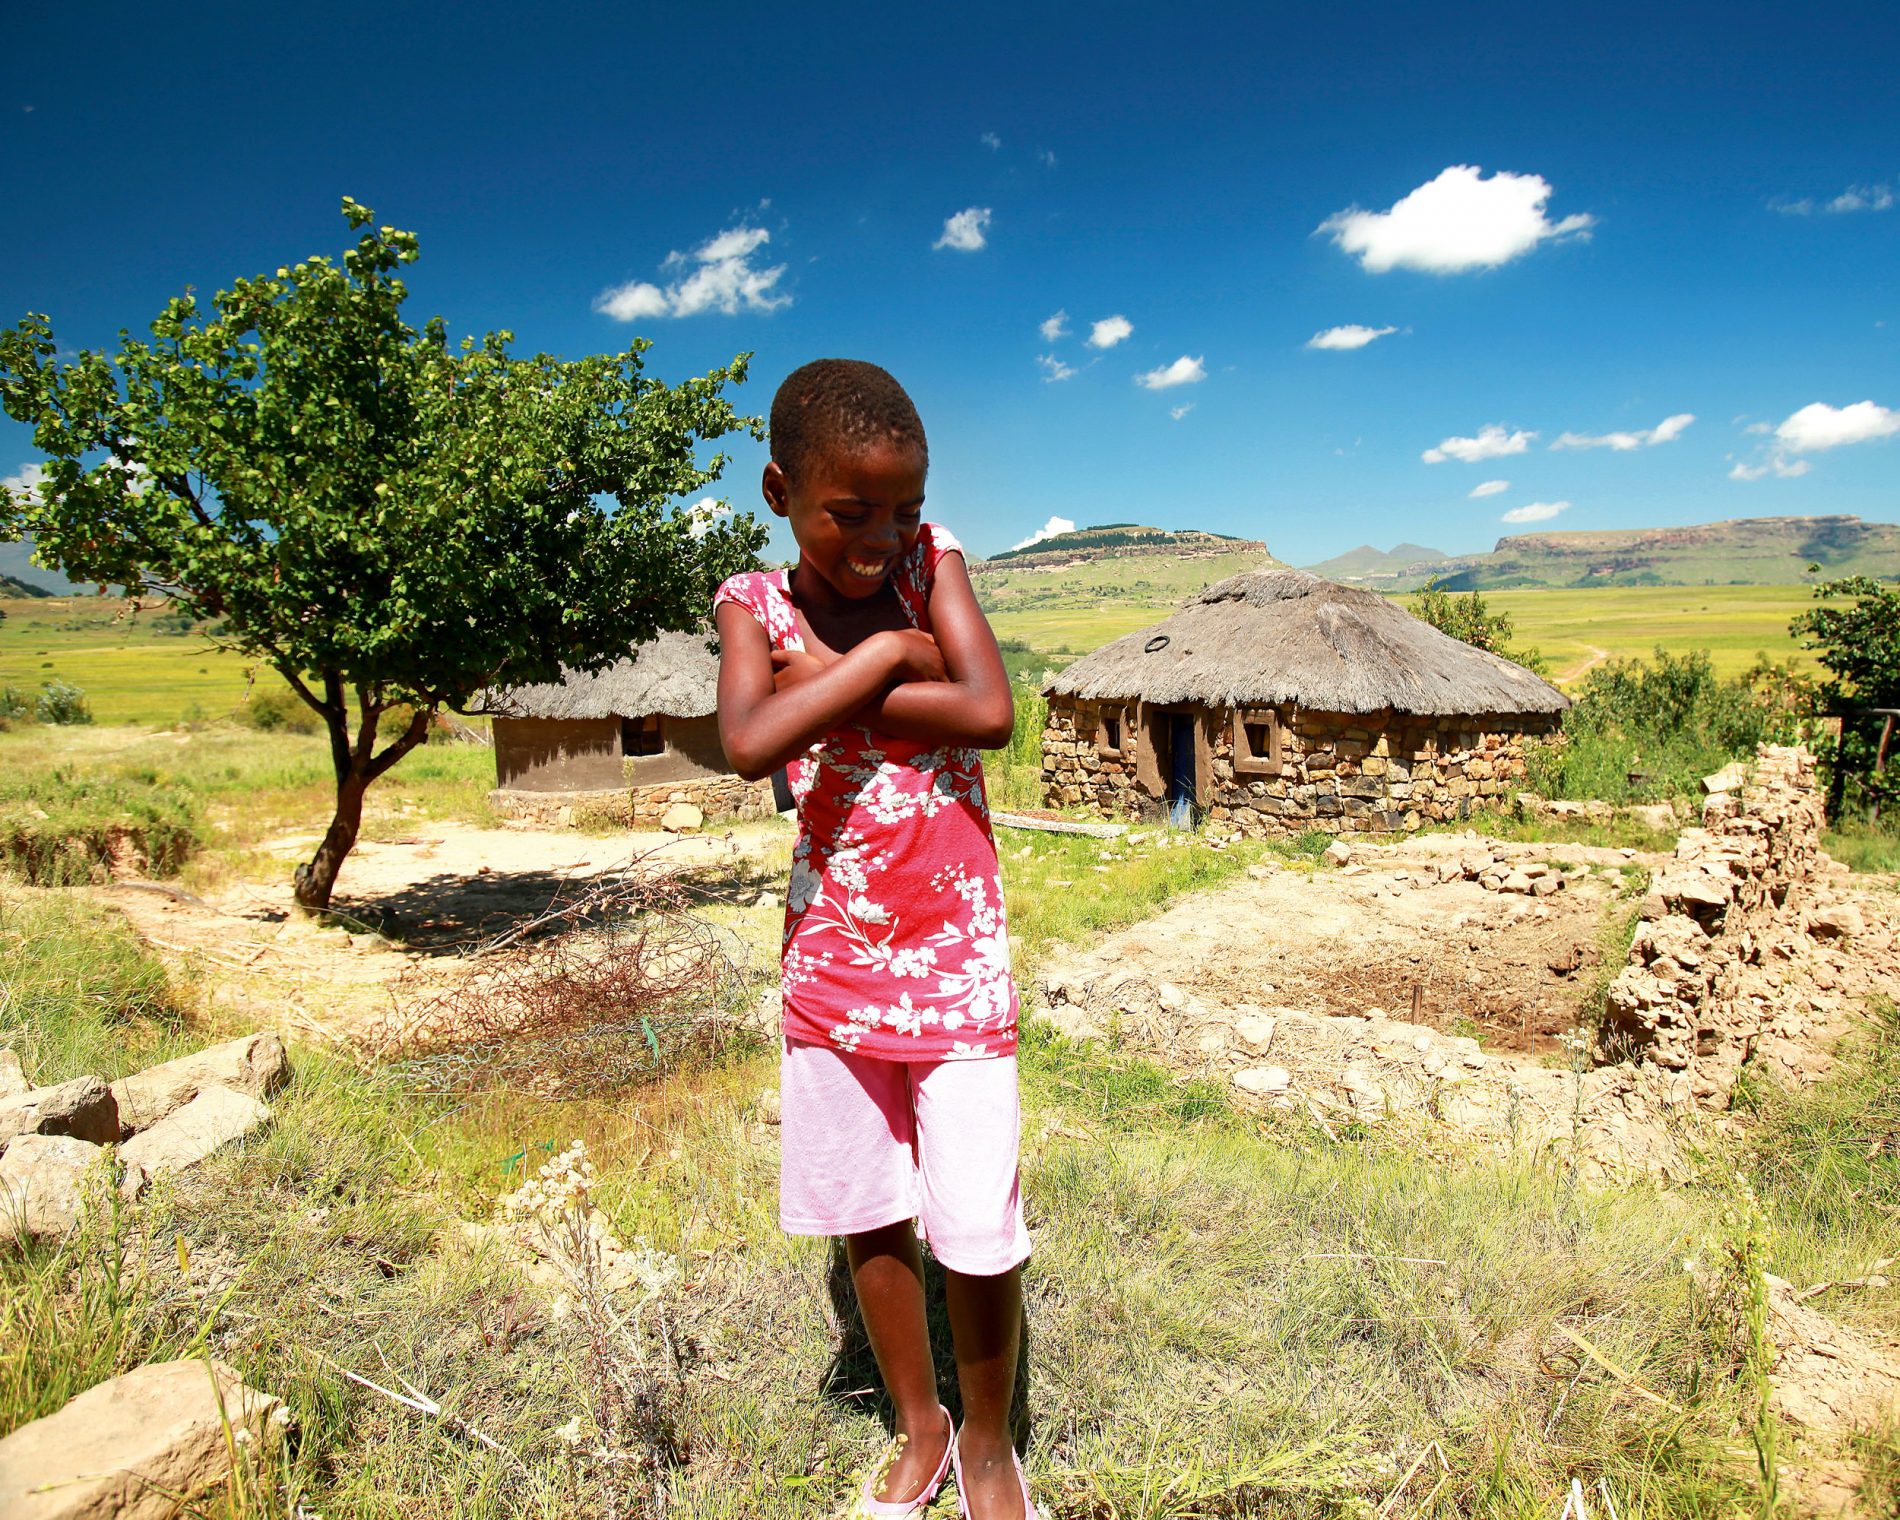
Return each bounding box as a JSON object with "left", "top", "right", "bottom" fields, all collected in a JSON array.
[
  {"left": 1041, "top": 693, "right": 1559, "bottom": 836},
  {"left": 1603, "top": 745, "right": 1825, "bottom": 1107},
  {"left": 490, "top": 773, "right": 775, "bottom": 829}
]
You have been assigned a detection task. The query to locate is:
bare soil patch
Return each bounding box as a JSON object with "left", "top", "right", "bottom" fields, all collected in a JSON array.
[
  {"left": 96, "top": 819, "right": 791, "bottom": 1040},
  {"left": 1056, "top": 837, "right": 1649, "bottom": 1055}
]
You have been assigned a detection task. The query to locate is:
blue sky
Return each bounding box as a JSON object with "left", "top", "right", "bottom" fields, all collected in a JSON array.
[{"left": 2, "top": 1, "right": 1896, "bottom": 567}]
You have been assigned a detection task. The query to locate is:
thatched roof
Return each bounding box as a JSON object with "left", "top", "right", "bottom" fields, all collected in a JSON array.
[
  {"left": 479, "top": 628, "right": 718, "bottom": 721},
  {"left": 1045, "top": 569, "right": 1568, "bottom": 717}
]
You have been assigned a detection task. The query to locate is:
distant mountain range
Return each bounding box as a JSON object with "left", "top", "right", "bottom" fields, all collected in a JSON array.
[
  {"left": 977, "top": 522, "right": 1271, "bottom": 569},
  {"left": 1308, "top": 515, "right": 1900, "bottom": 590},
  {"left": 0, "top": 537, "right": 75, "bottom": 596}
]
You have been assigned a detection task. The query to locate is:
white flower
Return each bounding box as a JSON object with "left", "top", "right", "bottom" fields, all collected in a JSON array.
[
  {"left": 556, "top": 1416, "right": 585, "bottom": 1447},
  {"left": 788, "top": 858, "right": 822, "bottom": 914},
  {"left": 848, "top": 894, "right": 891, "bottom": 924}
]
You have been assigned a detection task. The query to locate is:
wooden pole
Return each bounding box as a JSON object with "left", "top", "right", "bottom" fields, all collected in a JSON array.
[{"left": 1874, "top": 713, "right": 1896, "bottom": 826}]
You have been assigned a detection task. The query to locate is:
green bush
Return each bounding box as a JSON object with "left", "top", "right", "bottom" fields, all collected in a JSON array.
[
  {"left": 0, "top": 686, "right": 30, "bottom": 720},
  {"left": 0, "top": 769, "right": 202, "bottom": 883},
  {"left": 1535, "top": 648, "right": 1813, "bottom": 804},
  {"left": 237, "top": 682, "right": 323, "bottom": 734},
  {"left": 33, "top": 680, "right": 92, "bottom": 725}
]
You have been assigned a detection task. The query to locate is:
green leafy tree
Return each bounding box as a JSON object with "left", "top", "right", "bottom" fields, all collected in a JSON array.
[
  {"left": 0, "top": 199, "right": 765, "bottom": 908},
  {"left": 1793, "top": 575, "right": 1900, "bottom": 817},
  {"left": 1410, "top": 577, "right": 1548, "bottom": 674}
]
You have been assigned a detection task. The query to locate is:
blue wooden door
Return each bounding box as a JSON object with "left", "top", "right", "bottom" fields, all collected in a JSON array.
[{"left": 1167, "top": 712, "right": 1196, "bottom": 827}]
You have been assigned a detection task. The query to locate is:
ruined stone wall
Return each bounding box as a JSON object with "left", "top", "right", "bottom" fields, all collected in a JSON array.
[
  {"left": 490, "top": 772, "right": 775, "bottom": 829},
  {"left": 1040, "top": 693, "right": 1558, "bottom": 835},
  {"left": 1603, "top": 745, "right": 1827, "bottom": 1107}
]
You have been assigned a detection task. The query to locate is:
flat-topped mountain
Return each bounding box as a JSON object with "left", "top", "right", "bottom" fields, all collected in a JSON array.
[
  {"left": 1431, "top": 514, "right": 1900, "bottom": 590},
  {"left": 970, "top": 523, "right": 1281, "bottom": 620},
  {"left": 974, "top": 522, "right": 1272, "bottom": 570}
]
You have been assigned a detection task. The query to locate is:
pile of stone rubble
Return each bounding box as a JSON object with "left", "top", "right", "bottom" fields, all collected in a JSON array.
[{"left": 0, "top": 1032, "right": 287, "bottom": 1245}]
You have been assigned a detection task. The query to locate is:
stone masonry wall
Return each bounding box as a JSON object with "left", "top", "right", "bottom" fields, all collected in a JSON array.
[
  {"left": 1041, "top": 693, "right": 1559, "bottom": 836},
  {"left": 1603, "top": 745, "right": 1826, "bottom": 1108},
  {"left": 490, "top": 772, "right": 775, "bottom": 829}
]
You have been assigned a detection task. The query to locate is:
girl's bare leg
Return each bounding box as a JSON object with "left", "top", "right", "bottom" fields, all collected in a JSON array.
[
  {"left": 846, "top": 1223, "right": 952, "bottom": 1501},
  {"left": 946, "top": 1263, "right": 1024, "bottom": 1520}
]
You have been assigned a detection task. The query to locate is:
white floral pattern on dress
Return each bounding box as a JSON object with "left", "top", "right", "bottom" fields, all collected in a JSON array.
[{"left": 712, "top": 523, "right": 1018, "bottom": 1062}]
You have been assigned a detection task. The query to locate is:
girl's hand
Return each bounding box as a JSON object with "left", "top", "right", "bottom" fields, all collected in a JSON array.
[
  {"left": 882, "top": 628, "right": 948, "bottom": 684},
  {"left": 770, "top": 647, "right": 834, "bottom": 693}
]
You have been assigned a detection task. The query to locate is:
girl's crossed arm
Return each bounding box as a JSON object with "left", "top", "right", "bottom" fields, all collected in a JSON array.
[
  {"left": 847, "top": 552, "right": 1014, "bottom": 749},
  {"left": 715, "top": 554, "right": 1014, "bottom": 780}
]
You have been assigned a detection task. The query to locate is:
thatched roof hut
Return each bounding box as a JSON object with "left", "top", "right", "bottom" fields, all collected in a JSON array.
[
  {"left": 1046, "top": 569, "right": 1567, "bottom": 716},
  {"left": 480, "top": 629, "right": 736, "bottom": 798},
  {"left": 1040, "top": 569, "right": 1566, "bottom": 835},
  {"left": 479, "top": 629, "right": 718, "bottom": 722}
]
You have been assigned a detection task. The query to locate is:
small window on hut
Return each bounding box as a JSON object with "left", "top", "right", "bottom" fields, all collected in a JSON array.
[
  {"left": 1095, "top": 706, "right": 1126, "bottom": 758},
  {"left": 1232, "top": 707, "right": 1281, "bottom": 775},
  {"left": 621, "top": 715, "right": 665, "bottom": 757}
]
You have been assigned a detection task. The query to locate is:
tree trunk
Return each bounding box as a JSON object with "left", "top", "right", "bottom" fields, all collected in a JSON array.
[{"left": 295, "top": 768, "right": 370, "bottom": 910}]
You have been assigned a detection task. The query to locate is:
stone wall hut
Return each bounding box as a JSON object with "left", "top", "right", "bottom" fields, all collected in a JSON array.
[
  {"left": 1041, "top": 569, "right": 1568, "bottom": 834},
  {"left": 481, "top": 629, "right": 773, "bottom": 826}
]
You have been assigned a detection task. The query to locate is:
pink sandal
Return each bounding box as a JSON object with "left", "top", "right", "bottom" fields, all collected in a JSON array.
[
  {"left": 949, "top": 1430, "right": 1045, "bottom": 1520},
  {"left": 856, "top": 1404, "right": 954, "bottom": 1518}
]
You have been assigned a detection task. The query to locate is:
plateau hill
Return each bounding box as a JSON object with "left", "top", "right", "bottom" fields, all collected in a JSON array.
[{"left": 970, "top": 523, "right": 1280, "bottom": 624}]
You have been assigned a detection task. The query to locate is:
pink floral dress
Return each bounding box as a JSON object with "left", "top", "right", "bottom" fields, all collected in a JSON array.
[{"left": 713, "top": 523, "right": 1018, "bottom": 1062}]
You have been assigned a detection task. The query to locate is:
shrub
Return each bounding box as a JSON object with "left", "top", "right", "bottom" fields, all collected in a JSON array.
[
  {"left": 34, "top": 680, "right": 92, "bottom": 725},
  {"left": 0, "top": 686, "right": 30, "bottom": 720},
  {"left": 238, "top": 682, "right": 323, "bottom": 735},
  {"left": 1411, "top": 578, "right": 1549, "bottom": 675},
  {"left": 0, "top": 769, "right": 202, "bottom": 883},
  {"left": 1539, "top": 648, "right": 1813, "bottom": 803}
]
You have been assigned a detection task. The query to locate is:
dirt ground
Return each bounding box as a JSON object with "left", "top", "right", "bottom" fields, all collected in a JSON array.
[
  {"left": 100, "top": 818, "right": 793, "bottom": 1040},
  {"left": 1058, "top": 836, "right": 1654, "bottom": 1055}
]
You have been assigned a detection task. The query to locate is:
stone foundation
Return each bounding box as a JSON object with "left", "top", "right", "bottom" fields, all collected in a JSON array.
[
  {"left": 1040, "top": 693, "right": 1559, "bottom": 836},
  {"left": 490, "top": 772, "right": 775, "bottom": 829},
  {"left": 1603, "top": 745, "right": 1825, "bottom": 1107}
]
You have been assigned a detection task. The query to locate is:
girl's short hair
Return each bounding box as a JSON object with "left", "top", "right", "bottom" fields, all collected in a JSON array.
[{"left": 770, "top": 359, "right": 928, "bottom": 486}]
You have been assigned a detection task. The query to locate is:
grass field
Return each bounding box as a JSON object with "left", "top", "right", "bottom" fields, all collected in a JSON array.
[
  {"left": 985, "top": 583, "right": 1824, "bottom": 684},
  {"left": 0, "top": 594, "right": 259, "bottom": 725}
]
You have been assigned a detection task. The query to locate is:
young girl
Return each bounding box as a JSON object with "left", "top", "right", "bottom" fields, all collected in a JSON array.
[{"left": 713, "top": 359, "right": 1039, "bottom": 1520}]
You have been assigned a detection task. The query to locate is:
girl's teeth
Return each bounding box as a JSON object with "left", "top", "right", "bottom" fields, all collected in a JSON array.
[{"left": 849, "top": 559, "right": 888, "bottom": 576}]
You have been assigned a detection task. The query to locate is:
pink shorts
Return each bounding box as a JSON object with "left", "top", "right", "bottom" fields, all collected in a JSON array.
[{"left": 778, "top": 1040, "right": 1031, "bottom": 1276}]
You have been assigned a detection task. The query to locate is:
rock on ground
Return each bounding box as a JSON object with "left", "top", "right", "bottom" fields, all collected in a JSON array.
[
  {"left": 0, "top": 1049, "right": 27, "bottom": 1099},
  {"left": 0, "top": 1358, "right": 284, "bottom": 1520},
  {"left": 110, "top": 1032, "right": 289, "bottom": 1136},
  {"left": 0, "top": 1076, "right": 119, "bottom": 1147},
  {"left": 119, "top": 1085, "right": 272, "bottom": 1189},
  {"left": 0, "top": 1134, "right": 110, "bottom": 1244},
  {"left": 661, "top": 802, "right": 704, "bottom": 833}
]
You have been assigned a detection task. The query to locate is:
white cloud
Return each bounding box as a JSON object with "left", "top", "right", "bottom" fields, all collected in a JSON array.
[
  {"left": 1038, "top": 148, "right": 1058, "bottom": 168},
  {"left": 683, "top": 496, "right": 732, "bottom": 537},
  {"left": 1777, "top": 399, "right": 1900, "bottom": 452},
  {"left": 1828, "top": 183, "right": 1895, "bottom": 213},
  {"left": 1469, "top": 479, "right": 1510, "bottom": 498},
  {"left": 1729, "top": 458, "right": 1811, "bottom": 482},
  {"left": 1772, "top": 183, "right": 1895, "bottom": 216},
  {"left": 980, "top": 131, "right": 1002, "bottom": 151},
  {"left": 1087, "top": 314, "right": 1133, "bottom": 349},
  {"left": 1501, "top": 501, "right": 1570, "bottom": 524},
  {"left": 1011, "top": 515, "right": 1076, "bottom": 551},
  {"left": 1733, "top": 399, "right": 1900, "bottom": 481},
  {"left": 595, "top": 225, "right": 789, "bottom": 320},
  {"left": 1422, "top": 424, "right": 1536, "bottom": 464},
  {"left": 1170, "top": 403, "right": 1194, "bottom": 421},
  {"left": 1319, "top": 164, "right": 1595, "bottom": 274},
  {"left": 1551, "top": 412, "right": 1696, "bottom": 451},
  {"left": 1135, "top": 355, "right": 1206, "bottom": 390},
  {"left": 934, "top": 207, "right": 992, "bottom": 252},
  {"left": 1036, "top": 354, "right": 1076, "bottom": 383},
  {"left": 1306, "top": 323, "right": 1397, "bottom": 351},
  {"left": 1039, "top": 309, "right": 1070, "bottom": 341},
  {"left": 3, "top": 461, "right": 46, "bottom": 503}
]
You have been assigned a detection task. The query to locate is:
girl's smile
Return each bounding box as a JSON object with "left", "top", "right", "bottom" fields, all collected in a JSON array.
[{"left": 763, "top": 440, "right": 927, "bottom": 608}]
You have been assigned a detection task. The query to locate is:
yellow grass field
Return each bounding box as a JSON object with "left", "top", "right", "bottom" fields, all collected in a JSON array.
[
  {"left": 990, "top": 583, "right": 1823, "bottom": 685},
  {"left": 2, "top": 582, "right": 1828, "bottom": 729}
]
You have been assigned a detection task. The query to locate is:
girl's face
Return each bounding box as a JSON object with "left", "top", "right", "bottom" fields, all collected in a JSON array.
[{"left": 764, "top": 440, "right": 927, "bottom": 604}]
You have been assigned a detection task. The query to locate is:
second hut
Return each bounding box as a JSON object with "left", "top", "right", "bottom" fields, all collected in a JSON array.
[
  {"left": 483, "top": 629, "right": 774, "bottom": 828},
  {"left": 1040, "top": 569, "right": 1568, "bottom": 834}
]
